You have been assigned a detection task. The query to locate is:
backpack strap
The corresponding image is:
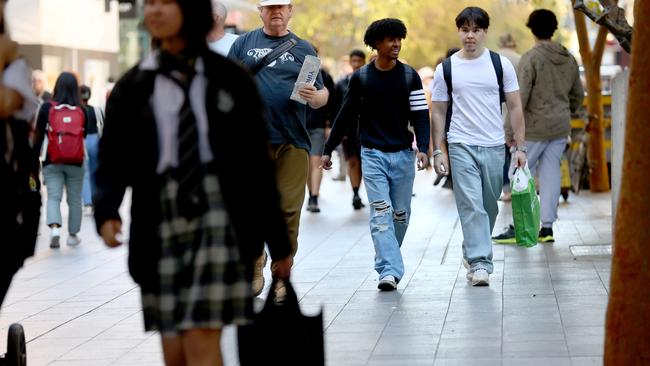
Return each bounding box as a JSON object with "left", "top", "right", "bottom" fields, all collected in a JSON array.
[
  {"left": 442, "top": 57, "right": 453, "bottom": 137},
  {"left": 489, "top": 50, "right": 505, "bottom": 105},
  {"left": 250, "top": 38, "right": 298, "bottom": 75},
  {"left": 404, "top": 65, "right": 413, "bottom": 91}
]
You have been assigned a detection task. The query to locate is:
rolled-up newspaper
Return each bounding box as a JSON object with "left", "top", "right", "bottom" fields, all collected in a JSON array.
[{"left": 290, "top": 55, "right": 321, "bottom": 104}]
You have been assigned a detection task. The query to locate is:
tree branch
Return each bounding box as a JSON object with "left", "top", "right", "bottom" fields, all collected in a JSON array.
[
  {"left": 574, "top": 0, "right": 633, "bottom": 53},
  {"left": 593, "top": 25, "right": 609, "bottom": 70}
]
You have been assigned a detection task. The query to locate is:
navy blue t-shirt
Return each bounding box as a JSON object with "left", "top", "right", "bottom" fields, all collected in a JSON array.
[{"left": 228, "top": 28, "right": 324, "bottom": 152}]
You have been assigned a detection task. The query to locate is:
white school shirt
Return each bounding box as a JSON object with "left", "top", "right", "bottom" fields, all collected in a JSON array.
[
  {"left": 140, "top": 52, "right": 214, "bottom": 173},
  {"left": 430, "top": 49, "right": 518, "bottom": 147},
  {"left": 2, "top": 58, "right": 39, "bottom": 122}
]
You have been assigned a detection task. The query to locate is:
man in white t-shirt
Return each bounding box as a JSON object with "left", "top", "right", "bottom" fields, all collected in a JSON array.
[
  {"left": 430, "top": 6, "right": 527, "bottom": 286},
  {"left": 207, "top": 1, "right": 239, "bottom": 56}
]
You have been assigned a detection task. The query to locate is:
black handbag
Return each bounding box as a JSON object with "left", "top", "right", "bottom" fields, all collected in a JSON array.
[{"left": 238, "top": 278, "right": 324, "bottom": 366}]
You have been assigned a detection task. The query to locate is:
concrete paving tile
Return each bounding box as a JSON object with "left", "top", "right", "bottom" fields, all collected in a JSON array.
[
  {"left": 502, "top": 340, "right": 569, "bottom": 358},
  {"left": 571, "top": 356, "right": 604, "bottom": 366},
  {"left": 435, "top": 345, "right": 502, "bottom": 359},
  {"left": 567, "top": 342, "right": 604, "bottom": 357},
  {"left": 502, "top": 357, "right": 571, "bottom": 366},
  {"left": 373, "top": 335, "right": 438, "bottom": 356},
  {"left": 368, "top": 355, "right": 434, "bottom": 366},
  {"left": 434, "top": 359, "right": 501, "bottom": 366}
]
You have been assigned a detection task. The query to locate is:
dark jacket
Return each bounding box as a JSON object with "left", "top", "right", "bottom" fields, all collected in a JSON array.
[{"left": 93, "top": 49, "right": 292, "bottom": 292}]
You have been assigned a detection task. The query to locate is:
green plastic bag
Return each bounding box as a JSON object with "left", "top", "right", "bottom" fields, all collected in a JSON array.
[{"left": 510, "top": 165, "right": 540, "bottom": 247}]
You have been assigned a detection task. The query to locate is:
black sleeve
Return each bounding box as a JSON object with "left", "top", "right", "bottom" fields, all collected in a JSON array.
[
  {"left": 93, "top": 75, "right": 132, "bottom": 231},
  {"left": 322, "top": 70, "right": 335, "bottom": 124},
  {"left": 408, "top": 71, "right": 431, "bottom": 154},
  {"left": 323, "top": 73, "right": 361, "bottom": 156},
  {"left": 83, "top": 107, "right": 90, "bottom": 138}
]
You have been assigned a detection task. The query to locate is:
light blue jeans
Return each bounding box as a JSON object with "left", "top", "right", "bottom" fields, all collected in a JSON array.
[
  {"left": 525, "top": 138, "right": 566, "bottom": 228},
  {"left": 361, "top": 147, "right": 415, "bottom": 282},
  {"left": 43, "top": 164, "right": 84, "bottom": 234},
  {"left": 82, "top": 133, "right": 100, "bottom": 206},
  {"left": 449, "top": 143, "right": 504, "bottom": 274}
]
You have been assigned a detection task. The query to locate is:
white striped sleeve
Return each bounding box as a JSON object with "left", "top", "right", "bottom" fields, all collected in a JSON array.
[{"left": 409, "top": 89, "right": 429, "bottom": 111}]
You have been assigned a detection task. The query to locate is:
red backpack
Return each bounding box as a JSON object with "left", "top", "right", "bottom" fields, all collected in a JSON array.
[{"left": 46, "top": 102, "right": 85, "bottom": 164}]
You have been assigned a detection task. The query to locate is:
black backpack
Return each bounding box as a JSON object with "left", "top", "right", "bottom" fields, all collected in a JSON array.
[
  {"left": 442, "top": 50, "right": 505, "bottom": 138},
  {"left": 357, "top": 63, "right": 415, "bottom": 97}
]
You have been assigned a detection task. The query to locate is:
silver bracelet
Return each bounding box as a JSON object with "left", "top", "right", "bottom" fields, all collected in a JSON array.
[{"left": 432, "top": 149, "right": 443, "bottom": 157}]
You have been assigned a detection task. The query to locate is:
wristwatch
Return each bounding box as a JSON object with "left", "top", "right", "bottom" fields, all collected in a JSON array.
[{"left": 516, "top": 146, "right": 527, "bottom": 153}]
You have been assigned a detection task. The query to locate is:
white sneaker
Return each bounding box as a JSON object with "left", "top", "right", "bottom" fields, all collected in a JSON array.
[
  {"left": 378, "top": 275, "right": 397, "bottom": 291},
  {"left": 471, "top": 269, "right": 490, "bottom": 286},
  {"left": 67, "top": 234, "right": 81, "bottom": 247},
  {"left": 462, "top": 259, "right": 472, "bottom": 280},
  {"left": 50, "top": 227, "right": 61, "bottom": 249}
]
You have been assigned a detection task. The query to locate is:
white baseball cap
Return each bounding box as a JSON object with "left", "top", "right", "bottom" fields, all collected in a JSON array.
[{"left": 258, "top": 0, "right": 291, "bottom": 6}]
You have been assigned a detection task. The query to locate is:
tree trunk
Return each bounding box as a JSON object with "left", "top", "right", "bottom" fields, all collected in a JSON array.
[
  {"left": 605, "top": 0, "right": 650, "bottom": 364},
  {"left": 573, "top": 4, "right": 611, "bottom": 192}
]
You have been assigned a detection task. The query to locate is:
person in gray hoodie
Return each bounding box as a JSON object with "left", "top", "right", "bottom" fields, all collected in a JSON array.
[{"left": 493, "top": 9, "right": 583, "bottom": 244}]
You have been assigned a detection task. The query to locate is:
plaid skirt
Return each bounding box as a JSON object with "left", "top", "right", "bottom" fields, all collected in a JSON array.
[{"left": 141, "top": 173, "right": 253, "bottom": 337}]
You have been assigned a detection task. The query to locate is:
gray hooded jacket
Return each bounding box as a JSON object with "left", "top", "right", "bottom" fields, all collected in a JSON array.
[{"left": 517, "top": 41, "right": 584, "bottom": 141}]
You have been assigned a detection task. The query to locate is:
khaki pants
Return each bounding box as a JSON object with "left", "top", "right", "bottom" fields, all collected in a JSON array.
[{"left": 262, "top": 143, "right": 309, "bottom": 269}]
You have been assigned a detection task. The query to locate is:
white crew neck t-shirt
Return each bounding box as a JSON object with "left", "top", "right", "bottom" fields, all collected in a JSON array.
[{"left": 430, "top": 49, "right": 518, "bottom": 147}]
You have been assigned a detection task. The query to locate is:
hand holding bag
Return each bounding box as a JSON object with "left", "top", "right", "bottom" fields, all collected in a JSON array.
[
  {"left": 238, "top": 278, "right": 325, "bottom": 366},
  {"left": 511, "top": 164, "right": 540, "bottom": 247}
]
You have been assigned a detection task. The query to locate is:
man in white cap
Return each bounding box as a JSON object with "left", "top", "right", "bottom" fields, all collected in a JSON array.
[
  {"left": 207, "top": 0, "right": 238, "bottom": 56},
  {"left": 228, "top": 0, "right": 329, "bottom": 296}
]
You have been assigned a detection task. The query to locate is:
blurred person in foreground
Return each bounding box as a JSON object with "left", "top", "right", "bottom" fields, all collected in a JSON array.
[
  {"left": 93, "top": 0, "right": 292, "bottom": 364},
  {"left": 0, "top": 0, "right": 40, "bottom": 306}
]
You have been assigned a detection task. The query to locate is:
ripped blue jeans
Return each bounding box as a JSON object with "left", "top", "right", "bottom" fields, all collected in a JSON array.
[{"left": 361, "top": 147, "right": 415, "bottom": 282}]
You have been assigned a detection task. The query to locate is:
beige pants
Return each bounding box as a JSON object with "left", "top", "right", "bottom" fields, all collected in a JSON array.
[{"left": 259, "top": 143, "right": 309, "bottom": 269}]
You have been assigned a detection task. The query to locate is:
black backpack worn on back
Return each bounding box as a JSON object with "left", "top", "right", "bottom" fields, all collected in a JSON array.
[{"left": 441, "top": 50, "right": 505, "bottom": 138}]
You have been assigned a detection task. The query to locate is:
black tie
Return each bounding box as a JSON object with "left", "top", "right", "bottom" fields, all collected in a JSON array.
[{"left": 159, "top": 54, "right": 208, "bottom": 220}]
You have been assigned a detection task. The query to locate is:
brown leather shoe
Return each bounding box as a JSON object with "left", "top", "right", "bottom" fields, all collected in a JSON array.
[
  {"left": 273, "top": 280, "right": 287, "bottom": 304},
  {"left": 252, "top": 251, "right": 267, "bottom": 296}
]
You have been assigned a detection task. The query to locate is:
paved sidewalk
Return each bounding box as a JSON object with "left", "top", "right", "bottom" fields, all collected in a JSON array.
[{"left": 0, "top": 167, "right": 612, "bottom": 365}]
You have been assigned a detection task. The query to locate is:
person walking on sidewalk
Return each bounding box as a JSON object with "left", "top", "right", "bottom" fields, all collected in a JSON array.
[
  {"left": 492, "top": 9, "right": 583, "bottom": 244},
  {"left": 228, "top": 0, "right": 328, "bottom": 296},
  {"left": 322, "top": 18, "right": 430, "bottom": 291},
  {"left": 306, "top": 61, "right": 334, "bottom": 213},
  {"left": 430, "top": 7, "right": 526, "bottom": 286},
  {"left": 0, "top": 3, "right": 40, "bottom": 305},
  {"left": 79, "top": 85, "right": 103, "bottom": 213},
  {"left": 35, "top": 72, "right": 88, "bottom": 249},
  {"left": 94, "top": 0, "right": 292, "bottom": 364},
  {"left": 333, "top": 49, "right": 367, "bottom": 210}
]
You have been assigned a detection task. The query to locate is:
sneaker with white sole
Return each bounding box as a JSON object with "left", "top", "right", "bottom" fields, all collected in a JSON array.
[
  {"left": 462, "top": 259, "right": 472, "bottom": 280},
  {"left": 378, "top": 275, "right": 397, "bottom": 291},
  {"left": 471, "top": 269, "right": 490, "bottom": 286},
  {"left": 66, "top": 234, "right": 81, "bottom": 247},
  {"left": 50, "top": 227, "right": 61, "bottom": 249}
]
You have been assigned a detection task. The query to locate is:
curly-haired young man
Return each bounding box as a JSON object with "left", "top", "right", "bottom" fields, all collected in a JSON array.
[{"left": 322, "top": 18, "right": 430, "bottom": 291}]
